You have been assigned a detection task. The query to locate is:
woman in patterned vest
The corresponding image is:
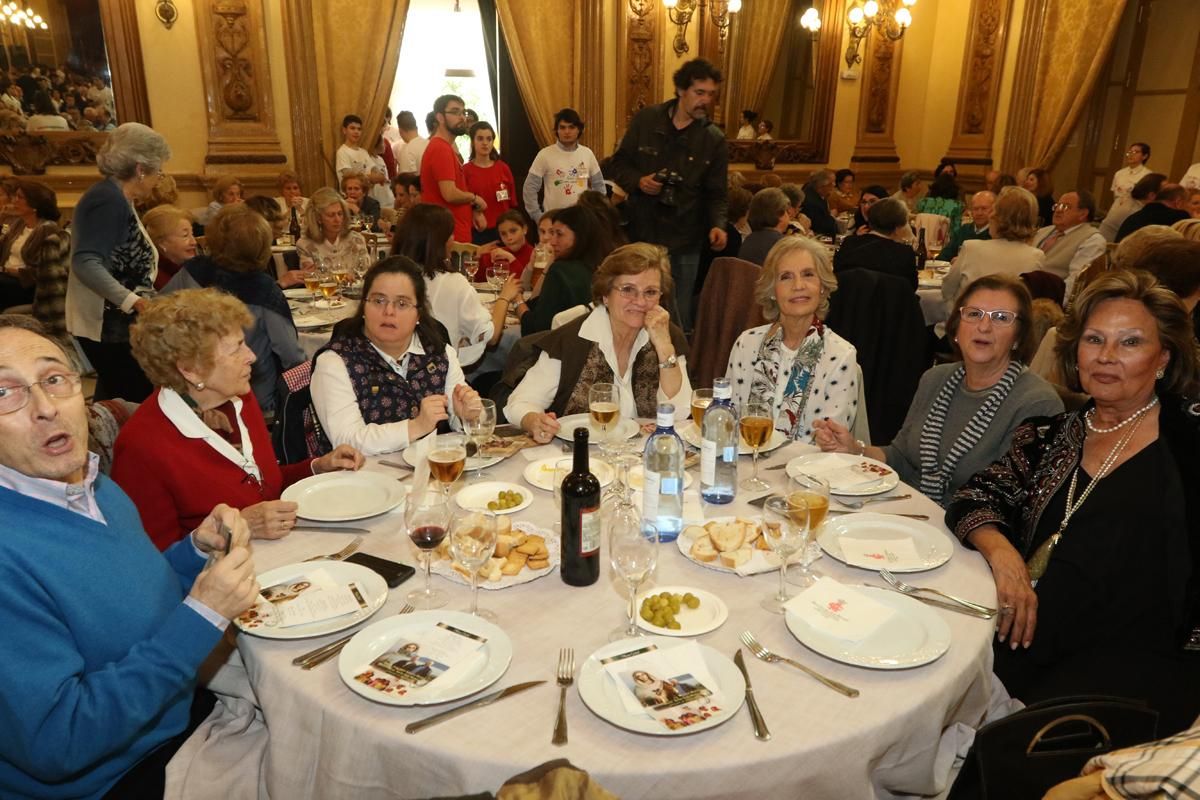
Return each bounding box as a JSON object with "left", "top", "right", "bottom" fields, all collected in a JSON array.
[
  {"left": 311, "top": 255, "right": 484, "bottom": 454},
  {"left": 505, "top": 242, "right": 692, "bottom": 443}
]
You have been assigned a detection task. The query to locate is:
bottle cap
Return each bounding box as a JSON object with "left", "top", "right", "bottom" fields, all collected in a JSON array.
[
  {"left": 713, "top": 379, "right": 732, "bottom": 400},
  {"left": 574, "top": 426, "right": 589, "bottom": 444},
  {"left": 656, "top": 404, "right": 674, "bottom": 428}
]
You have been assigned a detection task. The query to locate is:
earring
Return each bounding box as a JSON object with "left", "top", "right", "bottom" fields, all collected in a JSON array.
[
  {"left": 1156, "top": 368, "right": 1165, "bottom": 379},
  {"left": 194, "top": 381, "right": 206, "bottom": 391}
]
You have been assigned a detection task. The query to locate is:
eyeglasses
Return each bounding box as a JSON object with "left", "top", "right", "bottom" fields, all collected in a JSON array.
[
  {"left": 366, "top": 295, "right": 417, "bottom": 312},
  {"left": 614, "top": 284, "right": 662, "bottom": 302},
  {"left": 960, "top": 307, "right": 1018, "bottom": 326},
  {"left": 443, "top": 108, "right": 465, "bottom": 118},
  {"left": 1051, "top": 202, "right": 1075, "bottom": 211},
  {"left": 0, "top": 372, "right": 82, "bottom": 415}
]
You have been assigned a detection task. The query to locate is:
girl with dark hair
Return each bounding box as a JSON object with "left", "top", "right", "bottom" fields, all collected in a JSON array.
[
  {"left": 917, "top": 171, "right": 965, "bottom": 237},
  {"left": 1023, "top": 168, "right": 1056, "bottom": 227},
  {"left": 310, "top": 255, "right": 484, "bottom": 455},
  {"left": 463, "top": 121, "right": 517, "bottom": 244},
  {"left": 516, "top": 205, "right": 610, "bottom": 335}
]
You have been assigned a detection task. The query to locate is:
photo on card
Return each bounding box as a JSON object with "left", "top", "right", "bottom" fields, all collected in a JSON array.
[
  {"left": 260, "top": 577, "right": 319, "bottom": 605},
  {"left": 369, "top": 639, "right": 450, "bottom": 687},
  {"left": 352, "top": 668, "right": 412, "bottom": 697},
  {"left": 617, "top": 669, "right": 720, "bottom": 731}
]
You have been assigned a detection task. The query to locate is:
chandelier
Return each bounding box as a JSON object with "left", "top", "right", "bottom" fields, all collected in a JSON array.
[{"left": 0, "top": 3, "right": 47, "bottom": 30}]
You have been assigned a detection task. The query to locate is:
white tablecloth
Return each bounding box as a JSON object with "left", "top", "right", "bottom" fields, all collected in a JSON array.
[{"left": 192, "top": 440, "right": 1001, "bottom": 800}]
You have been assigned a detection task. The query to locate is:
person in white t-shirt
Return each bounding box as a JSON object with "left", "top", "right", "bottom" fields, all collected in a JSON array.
[
  {"left": 391, "top": 110, "right": 423, "bottom": 169},
  {"left": 381, "top": 106, "right": 401, "bottom": 149},
  {"left": 396, "top": 111, "right": 433, "bottom": 175},
  {"left": 1180, "top": 161, "right": 1200, "bottom": 191},
  {"left": 1102, "top": 141, "right": 1153, "bottom": 242},
  {"left": 522, "top": 108, "right": 605, "bottom": 223},
  {"left": 335, "top": 114, "right": 387, "bottom": 195}
]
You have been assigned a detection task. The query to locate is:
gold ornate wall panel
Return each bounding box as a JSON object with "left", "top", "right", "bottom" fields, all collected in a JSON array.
[
  {"left": 618, "top": 0, "right": 664, "bottom": 136},
  {"left": 281, "top": 0, "right": 326, "bottom": 191},
  {"left": 944, "top": 0, "right": 1014, "bottom": 171},
  {"left": 194, "top": 0, "right": 286, "bottom": 166},
  {"left": 852, "top": 32, "right": 904, "bottom": 164}
]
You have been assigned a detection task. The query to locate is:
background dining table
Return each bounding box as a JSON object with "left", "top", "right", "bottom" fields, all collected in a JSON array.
[{"left": 222, "top": 432, "right": 1003, "bottom": 800}]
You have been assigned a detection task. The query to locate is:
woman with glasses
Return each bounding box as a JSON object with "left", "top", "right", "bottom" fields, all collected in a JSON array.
[
  {"left": 728, "top": 237, "right": 860, "bottom": 443},
  {"left": 814, "top": 274, "right": 1062, "bottom": 506},
  {"left": 505, "top": 243, "right": 691, "bottom": 442},
  {"left": 310, "top": 256, "right": 484, "bottom": 454},
  {"left": 851, "top": 184, "right": 888, "bottom": 235},
  {"left": 111, "top": 289, "right": 364, "bottom": 550}
]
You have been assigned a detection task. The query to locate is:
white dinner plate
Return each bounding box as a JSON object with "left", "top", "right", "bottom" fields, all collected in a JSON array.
[
  {"left": 235, "top": 561, "right": 387, "bottom": 639},
  {"left": 635, "top": 586, "right": 728, "bottom": 637},
  {"left": 402, "top": 442, "right": 502, "bottom": 472},
  {"left": 454, "top": 481, "right": 533, "bottom": 515},
  {"left": 626, "top": 464, "right": 693, "bottom": 491},
  {"left": 678, "top": 422, "right": 790, "bottom": 456},
  {"left": 785, "top": 585, "right": 951, "bottom": 669},
  {"left": 577, "top": 637, "right": 744, "bottom": 736},
  {"left": 555, "top": 414, "right": 641, "bottom": 443},
  {"left": 282, "top": 471, "right": 407, "bottom": 522},
  {"left": 818, "top": 512, "right": 953, "bottom": 572},
  {"left": 312, "top": 299, "right": 347, "bottom": 310},
  {"left": 339, "top": 610, "right": 512, "bottom": 706},
  {"left": 292, "top": 314, "right": 337, "bottom": 330},
  {"left": 283, "top": 288, "right": 311, "bottom": 299},
  {"left": 786, "top": 452, "right": 900, "bottom": 496},
  {"left": 522, "top": 457, "right": 615, "bottom": 491}
]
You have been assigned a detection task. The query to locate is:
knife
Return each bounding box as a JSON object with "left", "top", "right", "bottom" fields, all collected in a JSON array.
[
  {"left": 827, "top": 511, "right": 930, "bottom": 521},
  {"left": 732, "top": 650, "right": 771, "bottom": 741},
  {"left": 405, "top": 680, "right": 546, "bottom": 734},
  {"left": 291, "top": 525, "right": 373, "bottom": 534},
  {"left": 378, "top": 459, "right": 414, "bottom": 471},
  {"left": 875, "top": 587, "right": 996, "bottom": 619}
]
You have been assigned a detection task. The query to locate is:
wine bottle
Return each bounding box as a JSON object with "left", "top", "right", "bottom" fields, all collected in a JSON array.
[
  {"left": 915, "top": 228, "right": 928, "bottom": 270},
  {"left": 289, "top": 206, "right": 302, "bottom": 242},
  {"left": 560, "top": 426, "right": 601, "bottom": 586}
]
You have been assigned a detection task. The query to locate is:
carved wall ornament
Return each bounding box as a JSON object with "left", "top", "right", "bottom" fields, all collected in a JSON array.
[
  {"left": 155, "top": 0, "right": 178, "bottom": 29},
  {"left": 945, "top": 0, "right": 1013, "bottom": 172},
  {"left": 212, "top": 0, "right": 256, "bottom": 120},
  {"left": 0, "top": 133, "right": 103, "bottom": 175},
  {"left": 865, "top": 35, "right": 896, "bottom": 134},
  {"left": 625, "top": 0, "right": 657, "bottom": 125},
  {"left": 962, "top": 0, "right": 1003, "bottom": 134}
]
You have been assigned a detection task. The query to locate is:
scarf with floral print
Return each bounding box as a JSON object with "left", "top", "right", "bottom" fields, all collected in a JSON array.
[{"left": 749, "top": 319, "right": 825, "bottom": 440}]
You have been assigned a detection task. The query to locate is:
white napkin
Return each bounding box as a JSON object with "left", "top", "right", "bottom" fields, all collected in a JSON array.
[
  {"left": 785, "top": 576, "right": 896, "bottom": 642},
  {"left": 521, "top": 443, "right": 563, "bottom": 463},
  {"left": 409, "top": 433, "right": 432, "bottom": 499},
  {"left": 838, "top": 536, "right": 920, "bottom": 569},
  {"left": 801, "top": 457, "right": 891, "bottom": 492}
]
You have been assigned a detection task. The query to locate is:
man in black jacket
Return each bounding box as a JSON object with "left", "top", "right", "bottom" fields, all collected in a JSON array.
[
  {"left": 608, "top": 58, "right": 728, "bottom": 331},
  {"left": 801, "top": 170, "right": 839, "bottom": 238}
]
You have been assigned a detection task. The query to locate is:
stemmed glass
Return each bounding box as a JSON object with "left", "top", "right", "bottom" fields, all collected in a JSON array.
[
  {"left": 551, "top": 458, "right": 573, "bottom": 532},
  {"left": 786, "top": 473, "right": 829, "bottom": 588},
  {"left": 589, "top": 383, "right": 620, "bottom": 449},
  {"left": 608, "top": 505, "right": 659, "bottom": 641},
  {"left": 690, "top": 388, "right": 713, "bottom": 437},
  {"left": 317, "top": 269, "right": 340, "bottom": 306},
  {"left": 462, "top": 251, "right": 479, "bottom": 281},
  {"left": 739, "top": 398, "right": 774, "bottom": 491},
  {"left": 463, "top": 399, "right": 497, "bottom": 481},
  {"left": 406, "top": 495, "right": 451, "bottom": 609},
  {"left": 760, "top": 494, "right": 809, "bottom": 614},
  {"left": 428, "top": 433, "right": 467, "bottom": 501},
  {"left": 450, "top": 510, "right": 497, "bottom": 620},
  {"left": 487, "top": 261, "right": 509, "bottom": 292}
]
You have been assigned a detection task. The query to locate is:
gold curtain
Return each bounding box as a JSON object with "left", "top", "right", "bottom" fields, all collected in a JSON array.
[
  {"left": 496, "top": 0, "right": 577, "bottom": 147},
  {"left": 314, "top": 0, "right": 408, "bottom": 180},
  {"left": 1025, "top": 0, "right": 1127, "bottom": 169},
  {"left": 723, "top": 0, "right": 791, "bottom": 130}
]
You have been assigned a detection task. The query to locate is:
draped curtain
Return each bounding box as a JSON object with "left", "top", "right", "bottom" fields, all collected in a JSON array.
[
  {"left": 723, "top": 0, "right": 791, "bottom": 131},
  {"left": 315, "top": 0, "right": 408, "bottom": 179},
  {"left": 495, "top": 0, "right": 577, "bottom": 147},
  {"left": 1024, "top": 0, "right": 1127, "bottom": 169}
]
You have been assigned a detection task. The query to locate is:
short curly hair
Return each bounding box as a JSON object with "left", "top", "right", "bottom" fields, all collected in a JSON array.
[
  {"left": 130, "top": 289, "right": 253, "bottom": 395},
  {"left": 755, "top": 236, "right": 837, "bottom": 321},
  {"left": 210, "top": 174, "right": 243, "bottom": 204},
  {"left": 992, "top": 187, "right": 1039, "bottom": 242},
  {"left": 591, "top": 242, "right": 673, "bottom": 305},
  {"left": 206, "top": 204, "right": 272, "bottom": 273}
]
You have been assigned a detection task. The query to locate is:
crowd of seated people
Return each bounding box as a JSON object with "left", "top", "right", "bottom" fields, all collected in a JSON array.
[{"left": 0, "top": 64, "right": 118, "bottom": 133}]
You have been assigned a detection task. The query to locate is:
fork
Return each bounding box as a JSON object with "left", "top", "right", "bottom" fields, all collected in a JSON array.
[
  {"left": 837, "top": 493, "right": 912, "bottom": 510},
  {"left": 552, "top": 648, "right": 573, "bottom": 745},
  {"left": 302, "top": 536, "right": 364, "bottom": 563},
  {"left": 879, "top": 569, "right": 996, "bottom": 616},
  {"left": 740, "top": 631, "right": 860, "bottom": 698},
  {"left": 293, "top": 603, "right": 415, "bottom": 668}
]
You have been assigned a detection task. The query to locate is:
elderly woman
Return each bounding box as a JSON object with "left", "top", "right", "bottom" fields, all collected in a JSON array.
[
  {"left": 816, "top": 274, "right": 1063, "bottom": 505},
  {"left": 727, "top": 237, "right": 858, "bottom": 442},
  {"left": 275, "top": 169, "right": 308, "bottom": 217},
  {"left": 310, "top": 256, "right": 484, "bottom": 454},
  {"left": 828, "top": 169, "right": 858, "bottom": 215},
  {"left": 142, "top": 204, "right": 196, "bottom": 290},
  {"left": 200, "top": 175, "right": 244, "bottom": 228},
  {"left": 833, "top": 196, "right": 919, "bottom": 290},
  {"left": 946, "top": 270, "right": 1200, "bottom": 733},
  {"left": 941, "top": 187, "right": 1045, "bottom": 310},
  {"left": 505, "top": 242, "right": 691, "bottom": 441},
  {"left": 296, "top": 186, "right": 367, "bottom": 268},
  {"left": 341, "top": 170, "right": 381, "bottom": 227},
  {"left": 517, "top": 204, "right": 611, "bottom": 335},
  {"left": 65, "top": 122, "right": 169, "bottom": 402},
  {"left": 112, "top": 289, "right": 363, "bottom": 550}
]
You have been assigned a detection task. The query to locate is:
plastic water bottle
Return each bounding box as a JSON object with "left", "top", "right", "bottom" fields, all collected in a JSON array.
[
  {"left": 700, "top": 378, "right": 738, "bottom": 504},
  {"left": 642, "top": 403, "right": 684, "bottom": 542}
]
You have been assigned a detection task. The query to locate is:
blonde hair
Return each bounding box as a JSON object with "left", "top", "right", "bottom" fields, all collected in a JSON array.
[
  {"left": 591, "top": 242, "right": 673, "bottom": 304},
  {"left": 341, "top": 171, "right": 367, "bottom": 193},
  {"left": 130, "top": 289, "right": 253, "bottom": 394},
  {"left": 210, "top": 175, "right": 244, "bottom": 204},
  {"left": 755, "top": 236, "right": 837, "bottom": 321},
  {"left": 991, "top": 187, "right": 1039, "bottom": 241},
  {"left": 1113, "top": 225, "right": 1182, "bottom": 269},
  {"left": 1171, "top": 218, "right": 1200, "bottom": 243},
  {"left": 137, "top": 173, "right": 179, "bottom": 213},
  {"left": 141, "top": 204, "right": 192, "bottom": 247},
  {"left": 304, "top": 187, "right": 348, "bottom": 243}
]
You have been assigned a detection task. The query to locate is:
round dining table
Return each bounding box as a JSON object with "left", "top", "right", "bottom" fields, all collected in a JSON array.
[{"left": 233, "top": 436, "right": 1000, "bottom": 800}]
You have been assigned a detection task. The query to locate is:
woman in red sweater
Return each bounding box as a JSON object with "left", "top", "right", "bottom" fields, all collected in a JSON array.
[
  {"left": 112, "top": 288, "right": 363, "bottom": 550},
  {"left": 463, "top": 121, "right": 517, "bottom": 245}
]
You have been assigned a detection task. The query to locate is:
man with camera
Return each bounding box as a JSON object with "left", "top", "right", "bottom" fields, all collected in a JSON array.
[{"left": 608, "top": 58, "right": 729, "bottom": 332}]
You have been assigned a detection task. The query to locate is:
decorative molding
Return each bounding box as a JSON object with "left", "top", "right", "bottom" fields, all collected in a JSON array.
[
  {"left": 618, "top": 0, "right": 664, "bottom": 135},
  {"left": 577, "top": 0, "right": 605, "bottom": 141},
  {"left": 155, "top": 0, "right": 179, "bottom": 29},
  {"left": 280, "top": 1, "right": 326, "bottom": 190},
  {"left": 98, "top": 0, "right": 152, "bottom": 125},
  {"left": 852, "top": 24, "right": 904, "bottom": 163},
  {"left": 0, "top": 133, "right": 104, "bottom": 175},
  {"left": 944, "top": 0, "right": 1013, "bottom": 171},
  {"left": 728, "top": 139, "right": 827, "bottom": 166},
  {"left": 865, "top": 36, "right": 897, "bottom": 134},
  {"left": 194, "top": 0, "right": 286, "bottom": 167}
]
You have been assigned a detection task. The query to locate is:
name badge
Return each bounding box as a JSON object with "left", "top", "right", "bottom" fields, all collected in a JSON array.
[{"left": 496, "top": 188, "right": 510, "bottom": 202}]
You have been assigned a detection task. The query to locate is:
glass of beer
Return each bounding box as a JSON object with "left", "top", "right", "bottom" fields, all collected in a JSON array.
[
  {"left": 588, "top": 383, "right": 620, "bottom": 446},
  {"left": 785, "top": 473, "right": 829, "bottom": 588},
  {"left": 690, "top": 388, "right": 713, "bottom": 435},
  {"left": 428, "top": 433, "right": 468, "bottom": 500},
  {"left": 739, "top": 399, "right": 773, "bottom": 491},
  {"left": 318, "top": 271, "right": 339, "bottom": 304},
  {"left": 302, "top": 270, "right": 321, "bottom": 303}
]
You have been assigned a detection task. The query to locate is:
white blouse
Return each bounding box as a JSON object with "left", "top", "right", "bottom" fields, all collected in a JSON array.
[
  {"left": 504, "top": 305, "right": 692, "bottom": 426},
  {"left": 427, "top": 271, "right": 494, "bottom": 365},
  {"left": 311, "top": 337, "right": 467, "bottom": 455}
]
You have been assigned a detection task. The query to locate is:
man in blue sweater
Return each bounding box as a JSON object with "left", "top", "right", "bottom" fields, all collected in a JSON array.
[{"left": 0, "top": 315, "right": 260, "bottom": 799}]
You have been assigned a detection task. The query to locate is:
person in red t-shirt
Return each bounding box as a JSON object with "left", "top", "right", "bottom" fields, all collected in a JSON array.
[
  {"left": 475, "top": 210, "right": 533, "bottom": 282},
  {"left": 420, "top": 94, "right": 487, "bottom": 243},
  {"left": 463, "top": 121, "right": 517, "bottom": 245}
]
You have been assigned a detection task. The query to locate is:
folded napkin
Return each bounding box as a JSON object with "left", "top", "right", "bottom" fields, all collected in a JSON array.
[
  {"left": 785, "top": 576, "right": 896, "bottom": 642},
  {"left": 800, "top": 457, "right": 892, "bottom": 492},
  {"left": 522, "top": 443, "right": 564, "bottom": 463},
  {"left": 838, "top": 536, "right": 920, "bottom": 569}
]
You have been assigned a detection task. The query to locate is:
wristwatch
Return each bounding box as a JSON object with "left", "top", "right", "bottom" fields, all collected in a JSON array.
[{"left": 658, "top": 354, "right": 678, "bottom": 371}]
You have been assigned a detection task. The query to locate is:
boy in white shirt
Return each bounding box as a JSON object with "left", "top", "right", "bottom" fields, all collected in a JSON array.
[
  {"left": 522, "top": 108, "right": 605, "bottom": 223},
  {"left": 335, "top": 114, "right": 388, "bottom": 195}
]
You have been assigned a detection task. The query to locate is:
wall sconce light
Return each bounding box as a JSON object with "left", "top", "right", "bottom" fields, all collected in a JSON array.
[
  {"left": 154, "top": 0, "right": 178, "bottom": 30},
  {"left": 663, "top": 0, "right": 742, "bottom": 57},
  {"left": 845, "top": 0, "right": 914, "bottom": 68},
  {"left": 800, "top": 6, "right": 822, "bottom": 38}
]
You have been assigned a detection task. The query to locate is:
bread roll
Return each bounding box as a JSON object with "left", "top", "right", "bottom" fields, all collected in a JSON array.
[
  {"left": 690, "top": 534, "right": 718, "bottom": 563},
  {"left": 710, "top": 522, "right": 746, "bottom": 553},
  {"left": 719, "top": 545, "right": 752, "bottom": 569}
]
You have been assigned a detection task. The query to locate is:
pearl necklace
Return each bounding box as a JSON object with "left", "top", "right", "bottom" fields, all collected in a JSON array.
[{"left": 1084, "top": 396, "right": 1159, "bottom": 434}]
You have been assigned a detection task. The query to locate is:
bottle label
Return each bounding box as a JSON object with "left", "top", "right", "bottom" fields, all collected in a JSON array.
[
  {"left": 579, "top": 507, "right": 600, "bottom": 556},
  {"left": 722, "top": 445, "right": 737, "bottom": 463},
  {"left": 643, "top": 470, "right": 660, "bottom": 521},
  {"left": 700, "top": 439, "right": 716, "bottom": 484}
]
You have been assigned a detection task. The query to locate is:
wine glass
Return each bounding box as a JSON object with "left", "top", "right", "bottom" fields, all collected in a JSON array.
[
  {"left": 317, "top": 270, "right": 340, "bottom": 306},
  {"left": 690, "top": 388, "right": 713, "bottom": 436},
  {"left": 462, "top": 251, "right": 479, "bottom": 281},
  {"left": 608, "top": 507, "right": 658, "bottom": 641},
  {"left": 491, "top": 261, "right": 509, "bottom": 292},
  {"left": 589, "top": 383, "right": 619, "bottom": 448},
  {"left": 739, "top": 398, "right": 774, "bottom": 491},
  {"left": 786, "top": 473, "right": 829, "bottom": 588},
  {"left": 406, "top": 495, "right": 451, "bottom": 609},
  {"left": 551, "top": 458, "right": 573, "bottom": 531},
  {"left": 462, "top": 399, "right": 496, "bottom": 480},
  {"left": 760, "top": 494, "right": 808, "bottom": 614},
  {"left": 450, "top": 510, "right": 497, "bottom": 620},
  {"left": 302, "top": 270, "right": 321, "bottom": 304},
  {"left": 428, "top": 433, "right": 467, "bottom": 501}
]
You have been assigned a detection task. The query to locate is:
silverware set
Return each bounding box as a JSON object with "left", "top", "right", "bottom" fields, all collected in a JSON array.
[
  {"left": 301, "top": 536, "right": 364, "bottom": 563},
  {"left": 878, "top": 569, "right": 996, "bottom": 618},
  {"left": 292, "top": 603, "right": 414, "bottom": 669},
  {"left": 733, "top": 649, "right": 771, "bottom": 740},
  {"left": 740, "top": 631, "right": 860, "bottom": 697},
  {"left": 552, "top": 647, "right": 574, "bottom": 745}
]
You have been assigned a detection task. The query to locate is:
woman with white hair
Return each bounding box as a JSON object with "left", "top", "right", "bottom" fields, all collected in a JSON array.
[
  {"left": 65, "top": 122, "right": 171, "bottom": 402},
  {"left": 296, "top": 186, "right": 367, "bottom": 269}
]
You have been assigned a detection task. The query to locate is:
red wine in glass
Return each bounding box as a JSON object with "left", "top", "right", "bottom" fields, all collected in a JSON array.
[{"left": 411, "top": 524, "right": 447, "bottom": 550}]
